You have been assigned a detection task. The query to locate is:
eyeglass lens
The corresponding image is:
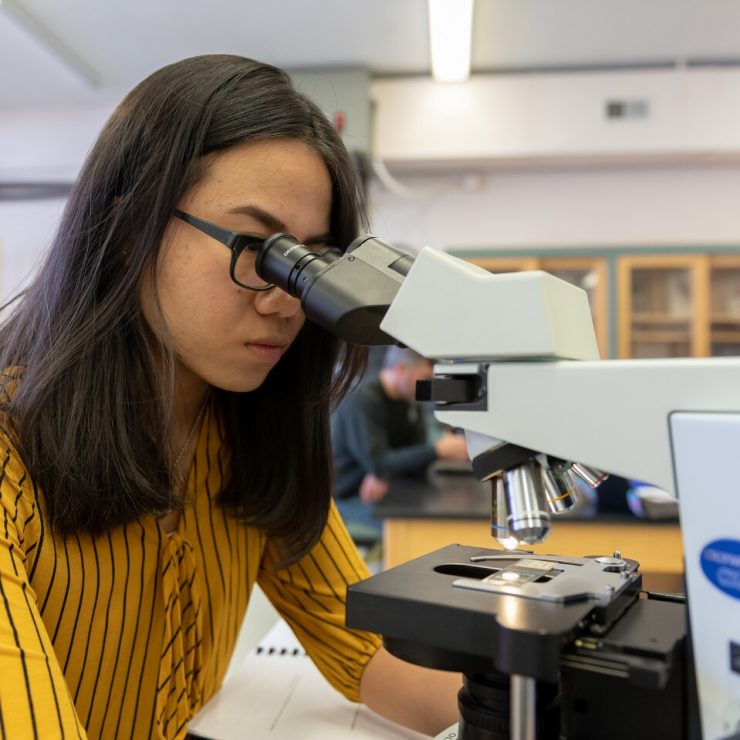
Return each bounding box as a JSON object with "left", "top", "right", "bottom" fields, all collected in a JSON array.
[{"left": 233, "top": 248, "right": 271, "bottom": 289}]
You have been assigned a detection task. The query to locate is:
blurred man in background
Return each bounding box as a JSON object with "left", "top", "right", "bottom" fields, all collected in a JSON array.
[{"left": 332, "top": 347, "right": 469, "bottom": 537}]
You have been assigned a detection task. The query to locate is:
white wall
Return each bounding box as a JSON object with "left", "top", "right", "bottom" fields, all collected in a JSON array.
[
  {"left": 369, "top": 163, "right": 740, "bottom": 253},
  {"left": 0, "top": 103, "right": 115, "bottom": 301},
  {"left": 369, "top": 69, "right": 740, "bottom": 252},
  {"left": 0, "top": 199, "right": 66, "bottom": 300},
  {"left": 0, "top": 104, "right": 115, "bottom": 178},
  {"left": 371, "top": 69, "right": 740, "bottom": 165}
]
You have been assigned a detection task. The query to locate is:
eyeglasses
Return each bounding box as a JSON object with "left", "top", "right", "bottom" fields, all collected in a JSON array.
[{"left": 174, "top": 209, "right": 275, "bottom": 291}]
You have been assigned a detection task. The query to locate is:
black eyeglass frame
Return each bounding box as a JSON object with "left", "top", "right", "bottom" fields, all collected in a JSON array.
[{"left": 174, "top": 209, "right": 275, "bottom": 291}]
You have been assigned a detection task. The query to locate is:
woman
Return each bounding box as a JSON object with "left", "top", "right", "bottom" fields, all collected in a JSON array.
[{"left": 0, "top": 55, "right": 459, "bottom": 738}]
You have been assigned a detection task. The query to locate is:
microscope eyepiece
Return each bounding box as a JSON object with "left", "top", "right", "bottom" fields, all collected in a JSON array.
[
  {"left": 254, "top": 233, "right": 411, "bottom": 346},
  {"left": 256, "top": 233, "right": 342, "bottom": 301}
]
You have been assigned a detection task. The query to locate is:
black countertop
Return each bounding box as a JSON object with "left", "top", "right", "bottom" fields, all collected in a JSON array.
[{"left": 372, "top": 472, "right": 679, "bottom": 526}]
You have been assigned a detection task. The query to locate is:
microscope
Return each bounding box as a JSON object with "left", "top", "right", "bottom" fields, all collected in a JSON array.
[{"left": 256, "top": 234, "right": 740, "bottom": 740}]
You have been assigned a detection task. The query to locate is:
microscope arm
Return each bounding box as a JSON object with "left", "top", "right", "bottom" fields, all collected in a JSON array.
[{"left": 429, "top": 358, "right": 740, "bottom": 496}]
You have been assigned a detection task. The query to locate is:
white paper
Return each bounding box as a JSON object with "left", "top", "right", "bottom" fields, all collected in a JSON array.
[{"left": 188, "top": 620, "right": 427, "bottom": 739}]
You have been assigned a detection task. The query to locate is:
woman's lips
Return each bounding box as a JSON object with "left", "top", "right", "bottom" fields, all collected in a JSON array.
[{"left": 245, "top": 343, "right": 286, "bottom": 363}]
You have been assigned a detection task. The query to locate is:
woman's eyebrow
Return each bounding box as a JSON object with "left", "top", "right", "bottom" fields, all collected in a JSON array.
[
  {"left": 228, "top": 204, "right": 332, "bottom": 244},
  {"left": 227, "top": 204, "right": 285, "bottom": 233}
]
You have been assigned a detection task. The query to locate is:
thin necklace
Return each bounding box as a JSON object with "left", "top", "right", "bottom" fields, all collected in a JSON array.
[
  {"left": 172, "top": 394, "right": 209, "bottom": 475},
  {"left": 158, "top": 394, "right": 209, "bottom": 521}
]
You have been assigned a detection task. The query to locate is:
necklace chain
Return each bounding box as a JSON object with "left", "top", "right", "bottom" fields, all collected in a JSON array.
[
  {"left": 172, "top": 395, "right": 209, "bottom": 473},
  {"left": 157, "top": 394, "right": 209, "bottom": 521}
]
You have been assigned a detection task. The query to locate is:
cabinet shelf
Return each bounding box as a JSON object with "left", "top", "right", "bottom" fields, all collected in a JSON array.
[
  {"left": 631, "top": 313, "right": 691, "bottom": 324},
  {"left": 711, "top": 331, "right": 740, "bottom": 343},
  {"left": 632, "top": 330, "right": 691, "bottom": 343}
]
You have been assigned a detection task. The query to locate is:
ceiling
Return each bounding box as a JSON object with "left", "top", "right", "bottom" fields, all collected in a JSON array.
[{"left": 1, "top": 0, "right": 740, "bottom": 108}]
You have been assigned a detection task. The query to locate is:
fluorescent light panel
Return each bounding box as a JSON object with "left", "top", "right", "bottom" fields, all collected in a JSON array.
[{"left": 428, "top": 0, "right": 474, "bottom": 82}]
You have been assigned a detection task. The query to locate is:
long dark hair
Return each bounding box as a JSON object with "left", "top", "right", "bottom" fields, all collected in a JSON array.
[{"left": 0, "top": 55, "right": 367, "bottom": 564}]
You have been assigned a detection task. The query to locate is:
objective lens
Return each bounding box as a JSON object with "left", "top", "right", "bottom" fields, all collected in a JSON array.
[
  {"left": 541, "top": 463, "right": 580, "bottom": 514},
  {"left": 492, "top": 477, "right": 520, "bottom": 549},
  {"left": 503, "top": 461, "right": 551, "bottom": 544},
  {"left": 570, "top": 463, "right": 608, "bottom": 488},
  {"left": 491, "top": 477, "right": 508, "bottom": 537}
]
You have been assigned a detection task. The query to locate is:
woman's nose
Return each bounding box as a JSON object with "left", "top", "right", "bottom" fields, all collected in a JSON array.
[{"left": 253, "top": 286, "right": 302, "bottom": 318}]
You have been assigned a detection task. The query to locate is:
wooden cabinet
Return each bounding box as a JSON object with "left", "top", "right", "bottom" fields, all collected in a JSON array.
[
  {"left": 709, "top": 255, "right": 740, "bottom": 356},
  {"left": 618, "top": 253, "right": 740, "bottom": 358},
  {"left": 617, "top": 255, "right": 709, "bottom": 358},
  {"left": 468, "top": 255, "right": 609, "bottom": 358}
]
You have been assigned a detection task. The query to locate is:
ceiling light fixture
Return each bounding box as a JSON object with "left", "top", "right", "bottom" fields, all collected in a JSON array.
[{"left": 428, "top": 0, "right": 474, "bottom": 83}]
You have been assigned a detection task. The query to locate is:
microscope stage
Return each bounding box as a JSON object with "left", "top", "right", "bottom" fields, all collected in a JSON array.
[{"left": 347, "top": 543, "right": 643, "bottom": 681}]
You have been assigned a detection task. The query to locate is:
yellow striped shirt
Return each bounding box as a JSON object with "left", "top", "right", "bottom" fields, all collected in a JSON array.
[{"left": 0, "top": 402, "right": 381, "bottom": 739}]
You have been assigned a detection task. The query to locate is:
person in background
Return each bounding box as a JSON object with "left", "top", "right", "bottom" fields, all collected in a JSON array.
[
  {"left": 332, "top": 347, "right": 469, "bottom": 533},
  {"left": 0, "top": 55, "right": 460, "bottom": 739}
]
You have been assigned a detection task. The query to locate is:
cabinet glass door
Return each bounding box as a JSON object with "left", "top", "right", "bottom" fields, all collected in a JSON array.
[
  {"left": 618, "top": 256, "right": 708, "bottom": 358},
  {"left": 709, "top": 257, "right": 740, "bottom": 357}
]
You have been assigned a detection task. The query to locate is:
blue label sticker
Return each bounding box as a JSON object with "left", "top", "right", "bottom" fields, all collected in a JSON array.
[{"left": 700, "top": 539, "right": 740, "bottom": 600}]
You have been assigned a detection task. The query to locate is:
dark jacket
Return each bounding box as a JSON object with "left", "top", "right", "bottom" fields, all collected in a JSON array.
[{"left": 331, "top": 379, "right": 437, "bottom": 499}]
